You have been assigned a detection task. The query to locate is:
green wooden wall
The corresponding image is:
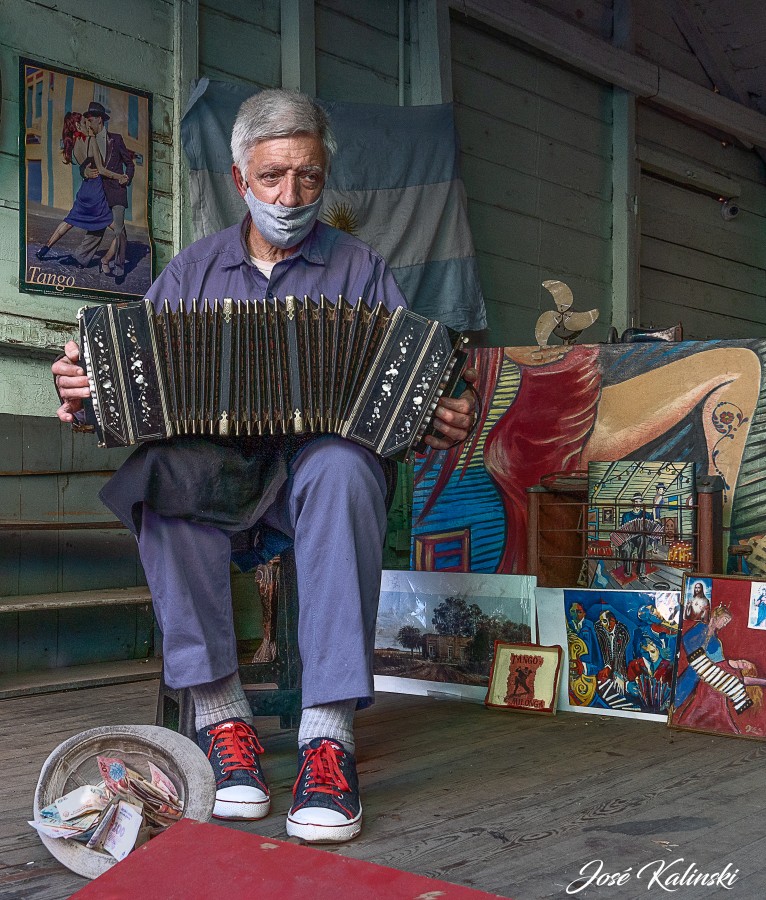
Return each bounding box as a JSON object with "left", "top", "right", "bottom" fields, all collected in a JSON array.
[
  {"left": 451, "top": 16, "right": 613, "bottom": 344},
  {"left": 0, "top": 0, "right": 178, "bottom": 419},
  {"left": 638, "top": 106, "right": 766, "bottom": 340}
]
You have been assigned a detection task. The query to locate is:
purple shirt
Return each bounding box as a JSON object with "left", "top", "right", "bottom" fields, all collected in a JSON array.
[{"left": 145, "top": 216, "right": 408, "bottom": 313}]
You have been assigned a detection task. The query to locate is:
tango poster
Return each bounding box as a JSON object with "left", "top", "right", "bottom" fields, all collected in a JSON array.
[
  {"left": 19, "top": 59, "right": 153, "bottom": 300},
  {"left": 563, "top": 587, "right": 681, "bottom": 722},
  {"left": 669, "top": 574, "right": 766, "bottom": 740},
  {"left": 586, "top": 460, "right": 696, "bottom": 591}
]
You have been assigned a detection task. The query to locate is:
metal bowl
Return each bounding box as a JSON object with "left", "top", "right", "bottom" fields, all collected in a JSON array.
[{"left": 33, "top": 724, "right": 215, "bottom": 879}]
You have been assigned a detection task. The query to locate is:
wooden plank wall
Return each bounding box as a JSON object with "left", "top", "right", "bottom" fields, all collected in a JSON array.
[
  {"left": 451, "top": 16, "right": 614, "bottom": 345},
  {"left": 199, "top": 0, "right": 281, "bottom": 87},
  {"left": 638, "top": 105, "right": 766, "bottom": 339},
  {"left": 316, "top": 0, "right": 403, "bottom": 104},
  {"left": 634, "top": 0, "right": 712, "bottom": 87},
  {"left": 0, "top": 413, "right": 139, "bottom": 597},
  {"left": 0, "top": 0, "right": 177, "bottom": 417},
  {"left": 0, "top": 412, "right": 151, "bottom": 672}
]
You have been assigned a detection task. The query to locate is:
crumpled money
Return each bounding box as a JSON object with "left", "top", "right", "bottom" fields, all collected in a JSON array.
[{"left": 30, "top": 755, "right": 183, "bottom": 860}]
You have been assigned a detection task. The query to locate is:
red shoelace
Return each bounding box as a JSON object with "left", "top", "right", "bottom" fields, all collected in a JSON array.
[
  {"left": 293, "top": 740, "right": 350, "bottom": 798},
  {"left": 206, "top": 721, "right": 265, "bottom": 776}
]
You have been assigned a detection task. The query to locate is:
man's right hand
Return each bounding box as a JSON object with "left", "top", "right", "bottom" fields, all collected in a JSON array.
[{"left": 52, "top": 340, "right": 91, "bottom": 422}]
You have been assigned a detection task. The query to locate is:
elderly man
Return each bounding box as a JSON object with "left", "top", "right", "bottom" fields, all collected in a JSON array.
[{"left": 52, "top": 89, "right": 476, "bottom": 843}]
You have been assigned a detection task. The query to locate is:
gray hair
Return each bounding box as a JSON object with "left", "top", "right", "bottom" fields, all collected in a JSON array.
[{"left": 231, "top": 89, "right": 337, "bottom": 178}]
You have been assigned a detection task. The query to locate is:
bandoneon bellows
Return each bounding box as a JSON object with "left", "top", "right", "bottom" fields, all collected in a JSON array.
[{"left": 78, "top": 296, "right": 467, "bottom": 461}]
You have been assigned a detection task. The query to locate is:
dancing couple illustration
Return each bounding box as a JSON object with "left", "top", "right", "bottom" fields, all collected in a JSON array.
[{"left": 36, "top": 101, "right": 134, "bottom": 283}]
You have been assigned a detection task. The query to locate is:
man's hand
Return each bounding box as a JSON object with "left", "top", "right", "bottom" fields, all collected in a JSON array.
[
  {"left": 83, "top": 164, "right": 99, "bottom": 180},
  {"left": 117, "top": 173, "right": 129, "bottom": 185},
  {"left": 52, "top": 340, "right": 91, "bottom": 422},
  {"left": 423, "top": 367, "right": 478, "bottom": 451}
]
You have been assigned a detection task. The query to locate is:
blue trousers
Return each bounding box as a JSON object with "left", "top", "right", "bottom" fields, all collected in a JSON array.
[{"left": 139, "top": 438, "right": 389, "bottom": 708}]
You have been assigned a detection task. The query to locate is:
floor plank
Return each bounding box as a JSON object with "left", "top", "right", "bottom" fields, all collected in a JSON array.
[{"left": 2, "top": 682, "right": 765, "bottom": 898}]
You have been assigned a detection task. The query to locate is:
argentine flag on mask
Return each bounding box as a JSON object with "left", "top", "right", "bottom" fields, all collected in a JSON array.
[{"left": 181, "top": 79, "right": 486, "bottom": 332}]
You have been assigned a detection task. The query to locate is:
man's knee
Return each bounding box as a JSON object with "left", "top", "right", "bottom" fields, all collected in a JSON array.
[{"left": 293, "top": 438, "right": 387, "bottom": 502}]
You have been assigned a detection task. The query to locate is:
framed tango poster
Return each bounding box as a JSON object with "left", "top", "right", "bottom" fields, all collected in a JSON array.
[{"left": 19, "top": 59, "right": 153, "bottom": 300}]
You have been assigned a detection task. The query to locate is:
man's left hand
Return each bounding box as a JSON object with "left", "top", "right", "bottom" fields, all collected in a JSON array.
[{"left": 424, "top": 367, "right": 478, "bottom": 451}]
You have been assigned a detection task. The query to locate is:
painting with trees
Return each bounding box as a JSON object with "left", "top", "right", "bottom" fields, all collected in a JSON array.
[{"left": 374, "top": 571, "right": 536, "bottom": 701}]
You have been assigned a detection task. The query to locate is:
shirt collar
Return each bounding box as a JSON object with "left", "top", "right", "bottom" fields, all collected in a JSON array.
[{"left": 221, "top": 215, "right": 327, "bottom": 270}]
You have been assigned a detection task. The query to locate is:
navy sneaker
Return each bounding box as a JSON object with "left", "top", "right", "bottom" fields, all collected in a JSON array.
[
  {"left": 196, "top": 719, "right": 270, "bottom": 820},
  {"left": 286, "top": 738, "right": 362, "bottom": 842}
]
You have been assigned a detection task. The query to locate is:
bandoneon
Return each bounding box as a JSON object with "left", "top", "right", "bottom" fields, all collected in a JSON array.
[
  {"left": 78, "top": 296, "right": 468, "bottom": 461},
  {"left": 687, "top": 647, "right": 753, "bottom": 713}
]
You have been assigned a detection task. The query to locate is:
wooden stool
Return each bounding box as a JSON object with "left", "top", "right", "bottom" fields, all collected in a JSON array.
[{"left": 155, "top": 549, "right": 301, "bottom": 739}]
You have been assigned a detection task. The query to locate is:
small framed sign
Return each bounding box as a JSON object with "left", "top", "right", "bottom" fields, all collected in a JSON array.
[{"left": 485, "top": 641, "right": 563, "bottom": 714}]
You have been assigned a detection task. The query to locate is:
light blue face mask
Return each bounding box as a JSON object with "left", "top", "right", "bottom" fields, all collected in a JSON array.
[{"left": 245, "top": 187, "right": 322, "bottom": 249}]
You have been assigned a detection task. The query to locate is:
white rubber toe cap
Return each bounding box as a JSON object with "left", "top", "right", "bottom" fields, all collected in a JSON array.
[{"left": 213, "top": 784, "right": 270, "bottom": 820}]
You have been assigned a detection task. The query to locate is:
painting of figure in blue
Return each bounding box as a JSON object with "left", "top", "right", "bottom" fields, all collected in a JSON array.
[{"left": 564, "top": 588, "right": 681, "bottom": 719}]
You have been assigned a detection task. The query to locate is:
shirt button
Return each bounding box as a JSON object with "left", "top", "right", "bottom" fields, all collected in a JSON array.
[{"left": 267, "top": 291, "right": 275, "bottom": 299}]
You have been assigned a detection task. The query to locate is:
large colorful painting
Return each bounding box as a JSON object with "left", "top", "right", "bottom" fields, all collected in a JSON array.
[
  {"left": 562, "top": 588, "right": 681, "bottom": 721},
  {"left": 413, "top": 342, "right": 765, "bottom": 577},
  {"left": 587, "top": 460, "right": 696, "bottom": 591},
  {"left": 19, "top": 59, "right": 153, "bottom": 300},
  {"left": 669, "top": 574, "right": 766, "bottom": 740},
  {"left": 374, "top": 571, "right": 535, "bottom": 701}
]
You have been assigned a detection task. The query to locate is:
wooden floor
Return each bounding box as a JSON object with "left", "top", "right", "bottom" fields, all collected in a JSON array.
[{"left": 2, "top": 680, "right": 766, "bottom": 899}]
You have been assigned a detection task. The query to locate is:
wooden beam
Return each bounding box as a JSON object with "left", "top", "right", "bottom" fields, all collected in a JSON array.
[
  {"left": 412, "top": 0, "right": 453, "bottom": 104},
  {"left": 450, "top": 0, "right": 766, "bottom": 148},
  {"left": 281, "top": 0, "right": 316, "bottom": 96},
  {"left": 669, "top": 0, "right": 754, "bottom": 112},
  {"left": 669, "top": 0, "right": 766, "bottom": 170},
  {"left": 173, "top": 0, "right": 199, "bottom": 254},
  {"left": 637, "top": 146, "right": 742, "bottom": 198},
  {"left": 611, "top": 0, "right": 638, "bottom": 333}
]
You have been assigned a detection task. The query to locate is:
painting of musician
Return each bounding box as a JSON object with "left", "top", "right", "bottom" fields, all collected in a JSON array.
[
  {"left": 564, "top": 588, "right": 681, "bottom": 720},
  {"left": 617, "top": 493, "right": 654, "bottom": 581},
  {"left": 671, "top": 575, "right": 766, "bottom": 739},
  {"left": 625, "top": 630, "right": 674, "bottom": 713}
]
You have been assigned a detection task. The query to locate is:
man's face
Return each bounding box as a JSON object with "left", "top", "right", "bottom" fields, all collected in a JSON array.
[
  {"left": 642, "top": 637, "right": 659, "bottom": 659},
  {"left": 234, "top": 134, "right": 326, "bottom": 208},
  {"left": 85, "top": 115, "right": 104, "bottom": 134},
  {"left": 569, "top": 603, "right": 584, "bottom": 623},
  {"left": 599, "top": 611, "right": 614, "bottom": 631}
]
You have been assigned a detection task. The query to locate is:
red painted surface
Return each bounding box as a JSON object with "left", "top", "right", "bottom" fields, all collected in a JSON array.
[{"left": 69, "top": 818, "right": 509, "bottom": 899}]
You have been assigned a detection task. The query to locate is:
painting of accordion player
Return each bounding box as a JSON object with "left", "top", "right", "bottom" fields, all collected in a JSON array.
[
  {"left": 562, "top": 587, "right": 682, "bottom": 722},
  {"left": 669, "top": 574, "right": 766, "bottom": 740},
  {"left": 586, "top": 460, "right": 697, "bottom": 592}
]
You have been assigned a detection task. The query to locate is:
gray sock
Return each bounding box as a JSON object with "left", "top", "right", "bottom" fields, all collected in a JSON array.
[
  {"left": 298, "top": 699, "right": 357, "bottom": 754},
  {"left": 190, "top": 672, "right": 253, "bottom": 731}
]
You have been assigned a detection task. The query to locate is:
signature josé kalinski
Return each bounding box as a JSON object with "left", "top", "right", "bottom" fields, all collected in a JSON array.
[{"left": 566, "top": 858, "right": 739, "bottom": 893}]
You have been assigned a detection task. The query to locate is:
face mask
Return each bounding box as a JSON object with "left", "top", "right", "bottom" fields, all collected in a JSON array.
[{"left": 244, "top": 187, "right": 322, "bottom": 249}]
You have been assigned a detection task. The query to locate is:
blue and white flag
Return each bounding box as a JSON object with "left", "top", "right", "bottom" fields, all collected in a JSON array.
[{"left": 181, "top": 79, "right": 486, "bottom": 331}]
